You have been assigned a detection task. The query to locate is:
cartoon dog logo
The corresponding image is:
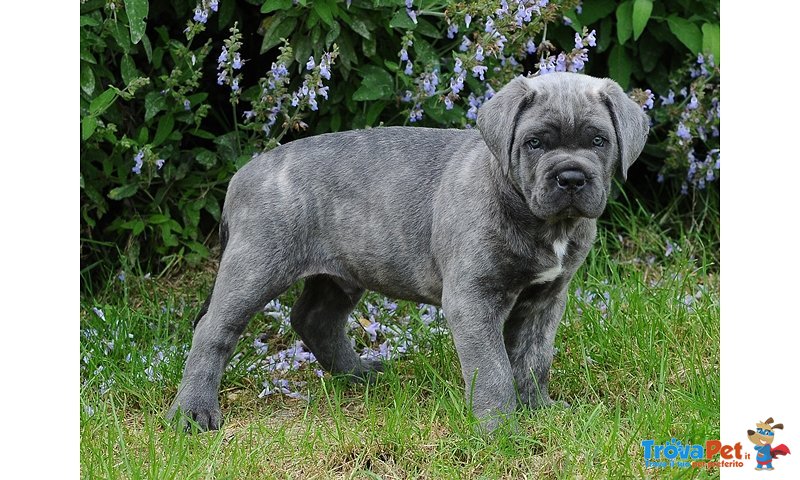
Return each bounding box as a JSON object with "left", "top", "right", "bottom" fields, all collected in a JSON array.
[{"left": 747, "top": 417, "right": 791, "bottom": 471}]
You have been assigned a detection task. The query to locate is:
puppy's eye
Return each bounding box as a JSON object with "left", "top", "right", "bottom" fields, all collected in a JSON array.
[
  {"left": 592, "top": 136, "right": 606, "bottom": 147},
  {"left": 527, "top": 138, "right": 542, "bottom": 150}
]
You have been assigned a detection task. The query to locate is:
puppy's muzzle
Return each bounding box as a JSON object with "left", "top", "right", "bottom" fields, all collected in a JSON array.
[{"left": 556, "top": 169, "right": 587, "bottom": 193}]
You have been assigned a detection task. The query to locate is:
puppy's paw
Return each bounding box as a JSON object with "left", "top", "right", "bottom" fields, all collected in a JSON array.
[
  {"left": 336, "top": 358, "right": 385, "bottom": 384},
  {"left": 167, "top": 396, "right": 222, "bottom": 433}
]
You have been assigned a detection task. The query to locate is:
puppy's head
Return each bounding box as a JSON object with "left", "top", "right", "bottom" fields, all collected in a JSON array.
[{"left": 477, "top": 73, "right": 649, "bottom": 221}]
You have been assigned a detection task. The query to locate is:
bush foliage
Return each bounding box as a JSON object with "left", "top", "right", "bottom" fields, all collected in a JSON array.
[{"left": 80, "top": 0, "right": 720, "bottom": 278}]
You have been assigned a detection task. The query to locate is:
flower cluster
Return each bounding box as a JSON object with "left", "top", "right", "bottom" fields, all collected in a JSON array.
[
  {"left": 130, "top": 146, "right": 164, "bottom": 175},
  {"left": 399, "top": 2, "right": 596, "bottom": 125},
  {"left": 242, "top": 42, "right": 338, "bottom": 148},
  {"left": 652, "top": 53, "right": 720, "bottom": 192},
  {"left": 193, "top": 0, "right": 218, "bottom": 24},
  {"left": 216, "top": 22, "right": 245, "bottom": 104}
]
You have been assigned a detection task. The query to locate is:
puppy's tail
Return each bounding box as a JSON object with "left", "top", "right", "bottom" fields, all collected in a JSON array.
[{"left": 193, "top": 218, "right": 230, "bottom": 329}]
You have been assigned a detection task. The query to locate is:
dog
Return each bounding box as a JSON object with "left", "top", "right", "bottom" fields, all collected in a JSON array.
[
  {"left": 747, "top": 418, "right": 791, "bottom": 470},
  {"left": 167, "top": 72, "right": 649, "bottom": 432}
]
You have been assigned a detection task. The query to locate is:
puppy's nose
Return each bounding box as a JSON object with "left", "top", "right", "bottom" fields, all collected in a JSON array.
[{"left": 556, "top": 170, "right": 587, "bottom": 192}]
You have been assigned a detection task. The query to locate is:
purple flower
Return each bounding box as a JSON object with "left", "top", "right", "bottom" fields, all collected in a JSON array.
[
  {"left": 450, "top": 73, "right": 465, "bottom": 94},
  {"left": 409, "top": 103, "right": 423, "bottom": 122},
  {"left": 317, "top": 85, "right": 329, "bottom": 99},
  {"left": 472, "top": 65, "right": 487, "bottom": 80},
  {"left": 687, "top": 95, "right": 699, "bottom": 110},
  {"left": 232, "top": 53, "right": 243, "bottom": 70},
  {"left": 155, "top": 159, "right": 165, "bottom": 170},
  {"left": 496, "top": 0, "right": 509, "bottom": 17},
  {"left": 676, "top": 122, "right": 691, "bottom": 140},
  {"left": 92, "top": 307, "right": 106, "bottom": 321},
  {"left": 526, "top": 39, "right": 537, "bottom": 55},
  {"left": 459, "top": 35, "right": 472, "bottom": 52},
  {"left": 574, "top": 33, "right": 584, "bottom": 51},
  {"left": 485, "top": 17, "right": 495, "bottom": 33},
  {"left": 306, "top": 56, "right": 315, "bottom": 71},
  {"left": 421, "top": 71, "right": 439, "bottom": 96},
  {"left": 183, "top": 99, "right": 191, "bottom": 111},
  {"left": 132, "top": 150, "right": 144, "bottom": 174},
  {"left": 660, "top": 90, "right": 675, "bottom": 106},
  {"left": 320, "top": 54, "right": 332, "bottom": 80},
  {"left": 406, "top": 8, "right": 417, "bottom": 23},
  {"left": 474, "top": 45, "right": 484, "bottom": 62},
  {"left": 399, "top": 48, "right": 408, "bottom": 62},
  {"left": 209, "top": 0, "right": 219, "bottom": 12},
  {"left": 231, "top": 78, "right": 239, "bottom": 92},
  {"left": 444, "top": 96, "right": 454, "bottom": 110},
  {"left": 218, "top": 47, "right": 228, "bottom": 65},
  {"left": 656, "top": 173, "right": 664, "bottom": 183},
  {"left": 216, "top": 69, "right": 227, "bottom": 85},
  {"left": 453, "top": 57, "right": 463, "bottom": 74},
  {"left": 404, "top": 61, "right": 413, "bottom": 75},
  {"left": 447, "top": 23, "right": 458, "bottom": 39},
  {"left": 562, "top": 16, "right": 572, "bottom": 26},
  {"left": 193, "top": 6, "right": 208, "bottom": 23},
  {"left": 465, "top": 14, "right": 472, "bottom": 28},
  {"left": 665, "top": 241, "right": 674, "bottom": 257},
  {"left": 555, "top": 53, "right": 567, "bottom": 72},
  {"left": 401, "top": 90, "right": 413, "bottom": 103},
  {"left": 405, "top": 0, "right": 412, "bottom": 8},
  {"left": 515, "top": 4, "right": 532, "bottom": 26},
  {"left": 575, "top": 1, "right": 582, "bottom": 14},
  {"left": 585, "top": 29, "right": 597, "bottom": 47},
  {"left": 642, "top": 89, "right": 654, "bottom": 110}
]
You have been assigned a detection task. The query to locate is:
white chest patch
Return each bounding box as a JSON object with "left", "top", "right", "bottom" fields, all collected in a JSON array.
[{"left": 531, "top": 237, "right": 569, "bottom": 285}]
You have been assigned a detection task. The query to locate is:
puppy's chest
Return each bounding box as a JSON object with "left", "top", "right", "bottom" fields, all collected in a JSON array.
[{"left": 530, "top": 237, "right": 569, "bottom": 285}]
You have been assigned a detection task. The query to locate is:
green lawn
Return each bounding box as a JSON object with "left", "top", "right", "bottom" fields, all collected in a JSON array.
[{"left": 80, "top": 207, "right": 720, "bottom": 479}]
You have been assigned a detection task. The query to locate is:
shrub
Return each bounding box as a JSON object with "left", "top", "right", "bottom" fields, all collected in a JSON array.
[{"left": 80, "top": 0, "right": 719, "bottom": 280}]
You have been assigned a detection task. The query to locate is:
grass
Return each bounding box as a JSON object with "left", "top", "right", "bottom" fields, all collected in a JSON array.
[{"left": 80, "top": 203, "right": 720, "bottom": 479}]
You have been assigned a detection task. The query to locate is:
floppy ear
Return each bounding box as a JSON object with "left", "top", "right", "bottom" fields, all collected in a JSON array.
[
  {"left": 600, "top": 79, "right": 650, "bottom": 180},
  {"left": 477, "top": 76, "right": 535, "bottom": 176},
  {"left": 765, "top": 417, "right": 775, "bottom": 424},
  {"left": 772, "top": 423, "right": 784, "bottom": 430}
]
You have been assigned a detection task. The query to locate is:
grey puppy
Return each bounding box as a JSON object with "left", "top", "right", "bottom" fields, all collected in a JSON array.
[{"left": 168, "top": 72, "right": 649, "bottom": 432}]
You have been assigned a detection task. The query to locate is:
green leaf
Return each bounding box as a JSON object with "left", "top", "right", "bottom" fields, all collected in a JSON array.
[
  {"left": 365, "top": 101, "right": 386, "bottom": 126},
  {"left": 80, "top": 44, "right": 97, "bottom": 64},
  {"left": 145, "top": 91, "right": 166, "bottom": 121},
  {"left": 121, "top": 55, "right": 139, "bottom": 86},
  {"left": 415, "top": 18, "right": 442, "bottom": 39},
  {"left": 577, "top": 0, "right": 616, "bottom": 26},
  {"left": 313, "top": 0, "right": 335, "bottom": 27},
  {"left": 89, "top": 89, "right": 118, "bottom": 115},
  {"left": 701, "top": 23, "right": 720, "bottom": 64},
  {"left": 124, "top": 0, "right": 148, "bottom": 45},
  {"left": 615, "top": 1, "right": 633, "bottom": 45},
  {"left": 218, "top": 0, "right": 236, "bottom": 28},
  {"left": 637, "top": 34, "right": 663, "bottom": 73},
  {"left": 261, "top": 0, "right": 293, "bottom": 13},
  {"left": 108, "top": 184, "right": 139, "bottom": 200},
  {"left": 82, "top": 116, "right": 98, "bottom": 141},
  {"left": 195, "top": 150, "right": 217, "bottom": 168},
  {"left": 666, "top": 15, "right": 702, "bottom": 54},
  {"left": 153, "top": 115, "right": 174, "bottom": 146},
  {"left": 161, "top": 224, "right": 179, "bottom": 247},
  {"left": 148, "top": 214, "right": 171, "bottom": 224},
  {"left": 260, "top": 15, "right": 297, "bottom": 53},
  {"left": 352, "top": 66, "right": 394, "bottom": 101},
  {"left": 631, "top": 0, "right": 652, "bottom": 41},
  {"left": 349, "top": 18, "right": 372, "bottom": 39},
  {"left": 81, "top": 62, "right": 95, "bottom": 95},
  {"left": 389, "top": 10, "right": 416, "bottom": 30},
  {"left": 109, "top": 18, "right": 131, "bottom": 53},
  {"left": 325, "top": 20, "right": 341, "bottom": 46},
  {"left": 607, "top": 45, "right": 632, "bottom": 90},
  {"left": 141, "top": 34, "right": 153, "bottom": 62},
  {"left": 204, "top": 196, "right": 221, "bottom": 221},
  {"left": 80, "top": 15, "right": 101, "bottom": 27}
]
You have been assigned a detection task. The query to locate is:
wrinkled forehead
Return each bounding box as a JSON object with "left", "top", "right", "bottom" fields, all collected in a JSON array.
[{"left": 518, "top": 74, "right": 614, "bottom": 135}]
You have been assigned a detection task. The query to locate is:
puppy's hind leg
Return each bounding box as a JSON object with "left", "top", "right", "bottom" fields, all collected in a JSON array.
[
  {"left": 168, "top": 245, "right": 295, "bottom": 432},
  {"left": 290, "top": 275, "right": 381, "bottom": 381}
]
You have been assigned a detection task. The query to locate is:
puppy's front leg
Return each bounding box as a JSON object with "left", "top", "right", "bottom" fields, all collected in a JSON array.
[
  {"left": 442, "top": 289, "right": 516, "bottom": 432},
  {"left": 503, "top": 286, "right": 568, "bottom": 409}
]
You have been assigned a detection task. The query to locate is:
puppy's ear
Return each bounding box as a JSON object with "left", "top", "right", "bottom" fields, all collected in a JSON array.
[
  {"left": 600, "top": 79, "right": 649, "bottom": 181},
  {"left": 766, "top": 417, "right": 775, "bottom": 424},
  {"left": 772, "top": 423, "right": 784, "bottom": 430},
  {"left": 477, "top": 76, "right": 535, "bottom": 175}
]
